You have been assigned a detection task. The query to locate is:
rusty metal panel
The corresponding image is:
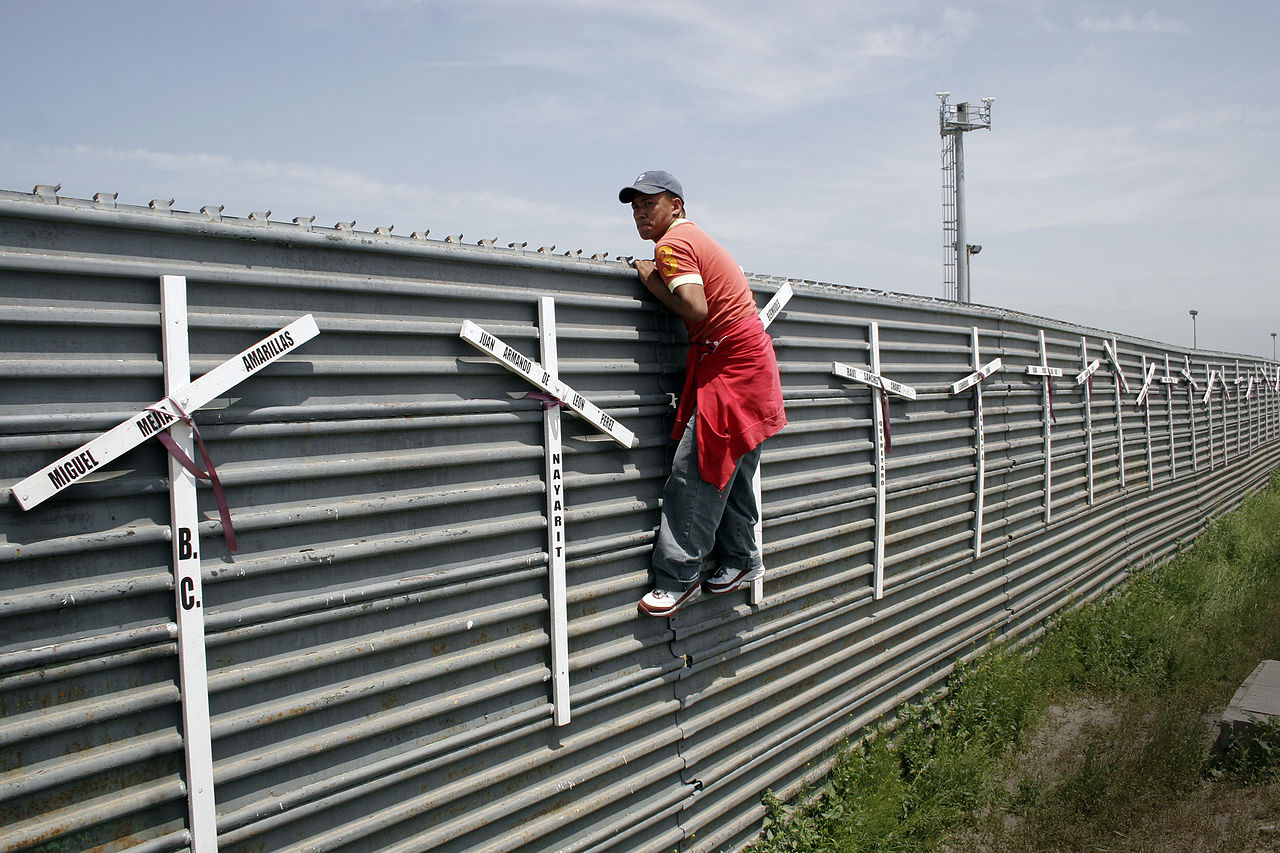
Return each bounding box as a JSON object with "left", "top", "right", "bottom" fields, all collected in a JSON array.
[{"left": 2, "top": 187, "right": 1278, "bottom": 853}]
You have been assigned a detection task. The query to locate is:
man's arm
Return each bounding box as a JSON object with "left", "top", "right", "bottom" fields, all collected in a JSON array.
[{"left": 634, "top": 259, "right": 708, "bottom": 324}]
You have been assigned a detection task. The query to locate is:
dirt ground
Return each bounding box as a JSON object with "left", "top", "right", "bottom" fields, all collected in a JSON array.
[{"left": 944, "top": 699, "right": 1280, "bottom": 853}]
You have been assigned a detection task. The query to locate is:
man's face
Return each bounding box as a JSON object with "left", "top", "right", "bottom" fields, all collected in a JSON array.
[{"left": 631, "top": 192, "right": 681, "bottom": 242}]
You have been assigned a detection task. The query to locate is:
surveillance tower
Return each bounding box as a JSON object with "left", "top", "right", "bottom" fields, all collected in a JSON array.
[{"left": 938, "top": 93, "right": 994, "bottom": 303}]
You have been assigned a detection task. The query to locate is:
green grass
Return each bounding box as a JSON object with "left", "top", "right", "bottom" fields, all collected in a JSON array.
[{"left": 749, "top": 473, "right": 1280, "bottom": 853}]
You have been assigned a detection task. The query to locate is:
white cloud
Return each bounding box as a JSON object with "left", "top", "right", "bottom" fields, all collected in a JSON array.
[
  {"left": 1078, "top": 9, "right": 1191, "bottom": 34},
  {"left": 430, "top": 2, "right": 982, "bottom": 119}
]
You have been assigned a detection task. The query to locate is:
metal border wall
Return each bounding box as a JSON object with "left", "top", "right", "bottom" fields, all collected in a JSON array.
[{"left": 2, "top": 188, "right": 1277, "bottom": 853}]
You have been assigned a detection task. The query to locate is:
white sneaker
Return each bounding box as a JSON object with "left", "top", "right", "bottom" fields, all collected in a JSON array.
[
  {"left": 703, "top": 565, "right": 764, "bottom": 594},
  {"left": 639, "top": 584, "right": 701, "bottom": 616}
]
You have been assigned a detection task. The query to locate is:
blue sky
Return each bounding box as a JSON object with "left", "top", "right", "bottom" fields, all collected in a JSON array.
[{"left": 4, "top": 1, "right": 1277, "bottom": 356}]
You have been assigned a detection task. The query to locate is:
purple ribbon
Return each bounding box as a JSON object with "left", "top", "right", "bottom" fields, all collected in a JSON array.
[
  {"left": 148, "top": 399, "right": 238, "bottom": 553},
  {"left": 881, "top": 390, "right": 893, "bottom": 454},
  {"left": 521, "top": 391, "right": 566, "bottom": 410}
]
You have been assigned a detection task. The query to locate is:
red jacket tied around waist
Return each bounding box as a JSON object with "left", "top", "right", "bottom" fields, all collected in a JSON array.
[{"left": 673, "top": 315, "right": 787, "bottom": 490}]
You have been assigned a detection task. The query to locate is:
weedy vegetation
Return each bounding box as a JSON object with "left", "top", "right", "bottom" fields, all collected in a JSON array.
[{"left": 749, "top": 473, "right": 1280, "bottom": 853}]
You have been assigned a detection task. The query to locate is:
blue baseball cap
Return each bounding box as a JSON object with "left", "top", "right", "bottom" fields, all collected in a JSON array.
[{"left": 619, "top": 170, "right": 684, "bottom": 203}]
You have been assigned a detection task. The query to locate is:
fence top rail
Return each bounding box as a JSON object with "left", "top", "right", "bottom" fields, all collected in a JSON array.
[{"left": 0, "top": 186, "right": 1271, "bottom": 365}]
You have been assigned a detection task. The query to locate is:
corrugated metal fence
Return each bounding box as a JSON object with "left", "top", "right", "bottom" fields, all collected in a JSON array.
[{"left": 2, "top": 187, "right": 1277, "bottom": 853}]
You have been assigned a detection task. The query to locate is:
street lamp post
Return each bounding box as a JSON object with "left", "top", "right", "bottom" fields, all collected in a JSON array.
[
  {"left": 1189, "top": 309, "right": 1198, "bottom": 350},
  {"left": 966, "top": 244, "right": 982, "bottom": 293},
  {"left": 1272, "top": 332, "right": 1276, "bottom": 360}
]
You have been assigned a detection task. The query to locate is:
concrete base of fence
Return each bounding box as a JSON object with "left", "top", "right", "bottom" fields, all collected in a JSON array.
[{"left": 1213, "top": 659, "right": 1280, "bottom": 761}]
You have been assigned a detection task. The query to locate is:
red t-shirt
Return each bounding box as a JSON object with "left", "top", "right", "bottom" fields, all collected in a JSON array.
[
  {"left": 654, "top": 220, "right": 757, "bottom": 343},
  {"left": 653, "top": 219, "right": 786, "bottom": 487}
]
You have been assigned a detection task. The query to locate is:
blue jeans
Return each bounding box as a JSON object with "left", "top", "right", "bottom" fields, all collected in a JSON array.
[{"left": 651, "top": 418, "right": 764, "bottom": 591}]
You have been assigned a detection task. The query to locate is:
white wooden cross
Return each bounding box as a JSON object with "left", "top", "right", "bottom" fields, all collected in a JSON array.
[
  {"left": 1219, "top": 363, "right": 1233, "bottom": 465},
  {"left": 832, "top": 321, "right": 917, "bottom": 599},
  {"left": 459, "top": 319, "right": 637, "bottom": 450},
  {"left": 1262, "top": 366, "right": 1272, "bottom": 444},
  {"left": 1260, "top": 366, "right": 1275, "bottom": 444},
  {"left": 1204, "top": 367, "right": 1219, "bottom": 469},
  {"left": 1137, "top": 358, "right": 1158, "bottom": 489},
  {"left": 1263, "top": 367, "right": 1271, "bottom": 444},
  {"left": 1025, "top": 331, "right": 1062, "bottom": 523},
  {"left": 749, "top": 280, "right": 794, "bottom": 605},
  {"left": 1134, "top": 359, "right": 1159, "bottom": 407},
  {"left": 1264, "top": 363, "right": 1274, "bottom": 440},
  {"left": 13, "top": 275, "right": 319, "bottom": 853},
  {"left": 1160, "top": 355, "right": 1177, "bottom": 480},
  {"left": 1232, "top": 360, "right": 1245, "bottom": 457},
  {"left": 1266, "top": 365, "right": 1280, "bottom": 442},
  {"left": 459, "top": 312, "right": 639, "bottom": 726},
  {"left": 758, "top": 280, "right": 793, "bottom": 330},
  {"left": 1103, "top": 340, "right": 1130, "bottom": 393},
  {"left": 1181, "top": 356, "right": 1199, "bottom": 473},
  {"left": 538, "top": 298, "right": 571, "bottom": 726},
  {"left": 949, "top": 354, "right": 1004, "bottom": 396},
  {"left": 1203, "top": 369, "right": 1219, "bottom": 406},
  {"left": 14, "top": 310, "right": 320, "bottom": 510},
  {"left": 1246, "top": 372, "right": 1258, "bottom": 453},
  {"left": 948, "top": 328, "right": 1002, "bottom": 558},
  {"left": 1103, "top": 339, "right": 1128, "bottom": 489},
  {"left": 1179, "top": 359, "right": 1200, "bottom": 393},
  {"left": 1074, "top": 354, "right": 1102, "bottom": 386},
  {"left": 1075, "top": 339, "right": 1101, "bottom": 505},
  {"left": 832, "top": 358, "right": 919, "bottom": 402},
  {"left": 1272, "top": 365, "right": 1279, "bottom": 437}
]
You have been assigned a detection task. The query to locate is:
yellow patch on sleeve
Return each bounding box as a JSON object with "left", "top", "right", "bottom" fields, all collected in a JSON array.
[{"left": 656, "top": 245, "right": 679, "bottom": 278}]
